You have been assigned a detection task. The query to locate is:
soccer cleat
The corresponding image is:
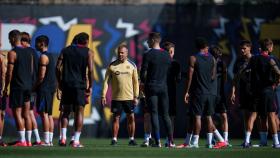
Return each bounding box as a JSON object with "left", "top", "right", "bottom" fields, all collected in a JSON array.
[
  {"left": 226, "top": 142, "right": 233, "bottom": 147},
  {"left": 72, "top": 142, "right": 84, "bottom": 148},
  {"left": 206, "top": 144, "right": 213, "bottom": 149},
  {"left": 0, "top": 141, "right": 7, "bottom": 147},
  {"left": 167, "top": 143, "right": 176, "bottom": 148},
  {"left": 32, "top": 141, "right": 43, "bottom": 146},
  {"left": 141, "top": 140, "right": 149, "bottom": 147},
  {"left": 12, "top": 141, "right": 27, "bottom": 147},
  {"left": 187, "top": 144, "right": 199, "bottom": 148},
  {"left": 151, "top": 143, "right": 162, "bottom": 148},
  {"left": 241, "top": 142, "right": 251, "bottom": 148},
  {"left": 149, "top": 138, "right": 155, "bottom": 146},
  {"left": 111, "top": 140, "right": 117, "bottom": 146},
  {"left": 128, "top": 140, "right": 137, "bottom": 146},
  {"left": 26, "top": 141, "right": 32, "bottom": 147},
  {"left": 176, "top": 143, "right": 189, "bottom": 148},
  {"left": 49, "top": 142, "right": 53, "bottom": 146},
  {"left": 59, "top": 139, "right": 67, "bottom": 146},
  {"left": 213, "top": 141, "right": 227, "bottom": 149},
  {"left": 273, "top": 144, "right": 280, "bottom": 148}
]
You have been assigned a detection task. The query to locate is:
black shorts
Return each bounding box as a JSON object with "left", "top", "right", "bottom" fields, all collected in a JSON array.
[
  {"left": 168, "top": 95, "right": 176, "bottom": 116},
  {"left": 36, "top": 91, "right": 54, "bottom": 115},
  {"left": 61, "top": 87, "right": 86, "bottom": 107},
  {"left": 111, "top": 100, "right": 135, "bottom": 115},
  {"left": 30, "top": 92, "right": 37, "bottom": 110},
  {"left": 9, "top": 89, "right": 31, "bottom": 109},
  {"left": 215, "top": 95, "right": 227, "bottom": 113},
  {"left": 239, "top": 94, "right": 256, "bottom": 112},
  {"left": 254, "top": 87, "right": 277, "bottom": 118},
  {"left": 0, "top": 97, "right": 7, "bottom": 111},
  {"left": 190, "top": 94, "right": 215, "bottom": 116}
]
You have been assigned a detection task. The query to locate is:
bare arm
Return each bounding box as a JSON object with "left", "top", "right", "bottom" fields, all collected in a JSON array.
[
  {"left": 4, "top": 50, "right": 16, "bottom": 96},
  {"left": 101, "top": 67, "right": 111, "bottom": 106},
  {"left": 184, "top": 56, "right": 196, "bottom": 104},
  {"left": 56, "top": 51, "right": 63, "bottom": 90},
  {"left": 33, "top": 54, "right": 49, "bottom": 91},
  {"left": 132, "top": 67, "right": 139, "bottom": 105}
]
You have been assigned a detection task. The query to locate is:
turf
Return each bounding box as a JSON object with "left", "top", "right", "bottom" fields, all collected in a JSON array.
[{"left": 1, "top": 139, "right": 280, "bottom": 158}]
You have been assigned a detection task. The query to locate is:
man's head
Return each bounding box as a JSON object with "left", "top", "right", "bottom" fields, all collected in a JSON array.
[
  {"left": 239, "top": 40, "right": 252, "bottom": 57},
  {"left": 35, "top": 35, "right": 49, "bottom": 52},
  {"left": 195, "top": 37, "right": 209, "bottom": 53},
  {"left": 76, "top": 32, "right": 89, "bottom": 46},
  {"left": 9, "top": 29, "right": 21, "bottom": 47},
  {"left": 209, "top": 45, "right": 222, "bottom": 59},
  {"left": 259, "top": 38, "right": 273, "bottom": 53},
  {"left": 117, "top": 44, "right": 128, "bottom": 62},
  {"left": 147, "top": 32, "right": 161, "bottom": 48},
  {"left": 162, "top": 41, "right": 175, "bottom": 58},
  {"left": 20, "top": 32, "right": 31, "bottom": 48}
]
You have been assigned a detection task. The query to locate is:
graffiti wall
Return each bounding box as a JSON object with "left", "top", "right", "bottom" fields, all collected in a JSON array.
[{"left": 0, "top": 4, "right": 280, "bottom": 138}]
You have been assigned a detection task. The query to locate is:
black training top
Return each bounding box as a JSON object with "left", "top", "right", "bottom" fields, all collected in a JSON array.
[
  {"left": 216, "top": 59, "right": 226, "bottom": 97},
  {"left": 190, "top": 52, "right": 216, "bottom": 95},
  {"left": 250, "top": 54, "right": 277, "bottom": 92},
  {"left": 61, "top": 45, "right": 89, "bottom": 89},
  {"left": 167, "top": 59, "right": 181, "bottom": 95},
  {"left": 38, "top": 52, "right": 57, "bottom": 93},
  {"left": 27, "top": 47, "right": 39, "bottom": 85},
  {"left": 11, "top": 46, "right": 33, "bottom": 90},
  {"left": 140, "top": 48, "right": 171, "bottom": 88}
]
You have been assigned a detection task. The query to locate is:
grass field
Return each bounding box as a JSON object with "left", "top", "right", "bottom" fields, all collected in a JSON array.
[{"left": 1, "top": 139, "right": 280, "bottom": 158}]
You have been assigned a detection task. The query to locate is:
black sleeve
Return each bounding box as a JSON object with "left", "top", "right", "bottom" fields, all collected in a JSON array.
[{"left": 140, "top": 53, "right": 149, "bottom": 83}]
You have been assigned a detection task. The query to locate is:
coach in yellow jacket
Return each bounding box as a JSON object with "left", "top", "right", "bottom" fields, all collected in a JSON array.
[{"left": 101, "top": 44, "right": 139, "bottom": 146}]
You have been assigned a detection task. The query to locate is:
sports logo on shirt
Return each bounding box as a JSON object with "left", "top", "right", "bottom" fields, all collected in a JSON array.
[{"left": 115, "top": 71, "right": 120, "bottom": 75}]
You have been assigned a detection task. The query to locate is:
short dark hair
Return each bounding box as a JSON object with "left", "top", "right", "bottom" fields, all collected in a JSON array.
[
  {"left": 35, "top": 35, "right": 49, "bottom": 46},
  {"left": 148, "top": 32, "right": 161, "bottom": 43},
  {"left": 21, "top": 32, "right": 31, "bottom": 44},
  {"left": 9, "top": 29, "right": 21, "bottom": 41},
  {"left": 209, "top": 45, "right": 222, "bottom": 57},
  {"left": 117, "top": 43, "right": 128, "bottom": 52},
  {"left": 76, "top": 32, "right": 89, "bottom": 45},
  {"left": 240, "top": 40, "right": 252, "bottom": 48},
  {"left": 259, "top": 38, "right": 273, "bottom": 51},
  {"left": 195, "top": 37, "right": 208, "bottom": 50},
  {"left": 162, "top": 41, "right": 175, "bottom": 51}
]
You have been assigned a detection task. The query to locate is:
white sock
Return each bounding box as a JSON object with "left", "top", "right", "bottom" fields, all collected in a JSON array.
[
  {"left": 278, "top": 132, "right": 280, "bottom": 142},
  {"left": 130, "top": 137, "right": 134, "bottom": 141},
  {"left": 185, "top": 133, "right": 192, "bottom": 145},
  {"left": 214, "top": 129, "right": 225, "bottom": 142},
  {"left": 44, "top": 132, "right": 50, "bottom": 144},
  {"left": 59, "top": 135, "right": 62, "bottom": 140},
  {"left": 26, "top": 130, "right": 32, "bottom": 142},
  {"left": 207, "top": 133, "right": 213, "bottom": 145},
  {"left": 223, "top": 132, "right": 228, "bottom": 142},
  {"left": 245, "top": 131, "right": 251, "bottom": 143},
  {"left": 273, "top": 134, "right": 280, "bottom": 145},
  {"left": 74, "top": 132, "right": 81, "bottom": 143},
  {"left": 62, "top": 128, "right": 67, "bottom": 140},
  {"left": 49, "top": 132, "right": 54, "bottom": 143},
  {"left": 191, "top": 135, "right": 199, "bottom": 145},
  {"left": 113, "top": 137, "right": 117, "bottom": 141},
  {"left": 0, "top": 136, "right": 2, "bottom": 140},
  {"left": 71, "top": 134, "right": 75, "bottom": 141},
  {"left": 33, "top": 129, "right": 41, "bottom": 142},
  {"left": 19, "top": 130, "right": 26, "bottom": 142},
  {"left": 259, "top": 132, "right": 268, "bottom": 144}
]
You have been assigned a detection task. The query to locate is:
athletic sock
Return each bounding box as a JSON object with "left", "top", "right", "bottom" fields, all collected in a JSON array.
[
  {"left": 191, "top": 135, "right": 199, "bottom": 145},
  {"left": 26, "top": 130, "right": 32, "bottom": 142},
  {"left": 144, "top": 133, "right": 151, "bottom": 142},
  {"left": 130, "top": 137, "right": 134, "bottom": 141},
  {"left": 273, "top": 134, "right": 280, "bottom": 145},
  {"left": 33, "top": 129, "right": 41, "bottom": 142},
  {"left": 19, "top": 130, "right": 26, "bottom": 142},
  {"left": 223, "top": 132, "right": 228, "bottom": 142},
  {"left": 207, "top": 133, "right": 213, "bottom": 145},
  {"left": 62, "top": 128, "right": 67, "bottom": 140},
  {"left": 49, "top": 132, "right": 54, "bottom": 143},
  {"left": 245, "top": 131, "right": 251, "bottom": 143},
  {"left": 113, "top": 137, "right": 117, "bottom": 141},
  {"left": 74, "top": 132, "right": 81, "bottom": 144},
  {"left": 214, "top": 129, "right": 225, "bottom": 142},
  {"left": 185, "top": 133, "right": 192, "bottom": 145},
  {"left": 44, "top": 132, "right": 50, "bottom": 144}
]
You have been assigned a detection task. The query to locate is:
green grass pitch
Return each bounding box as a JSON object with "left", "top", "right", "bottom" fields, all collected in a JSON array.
[{"left": 1, "top": 139, "right": 280, "bottom": 158}]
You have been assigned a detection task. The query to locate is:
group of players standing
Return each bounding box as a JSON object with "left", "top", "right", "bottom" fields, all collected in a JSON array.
[
  {"left": 102, "top": 32, "right": 280, "bottom": 149},
  {"left": 0, "top": 29, "right": 93, "bottom": 148},
  {"left": 0, "top": 29, "right": 280, "bottom": 149}
]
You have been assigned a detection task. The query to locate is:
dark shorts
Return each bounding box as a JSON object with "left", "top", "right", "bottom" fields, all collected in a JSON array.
[
  {"left": 36, "top": 91, "right": 54, "bottom": 115},
  {"left": 30, "top": 92, "right": 37, "bottom": 110},
  {"left": 215, "top": 95, "right": 227, "bottom": 113},
  {"left": 168, "top": 95, "right": 176, "bottom": 116},
  {"left": 254, "top": 87, "right": 277, "bottom": 118},
  {"left": 61, "top": 87, "right": 86, "bottom": 107},
  {"left": 275, "top": 86, "right": 280, "bottom": 117},
  {"left": 111, "top": 100, "right": 135, "bottom": 115},
  {"left": 239, "top": 94, "right": 256, "bottom": 112},
  {"left": 0, "top": 97, "right": 7, "bottom": 111},
  {"left": 190, "top": 94, "right": 216, "bottom": 116},
  {"left": 9, "top": 89, "right": 31, "bottom": 109}
]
